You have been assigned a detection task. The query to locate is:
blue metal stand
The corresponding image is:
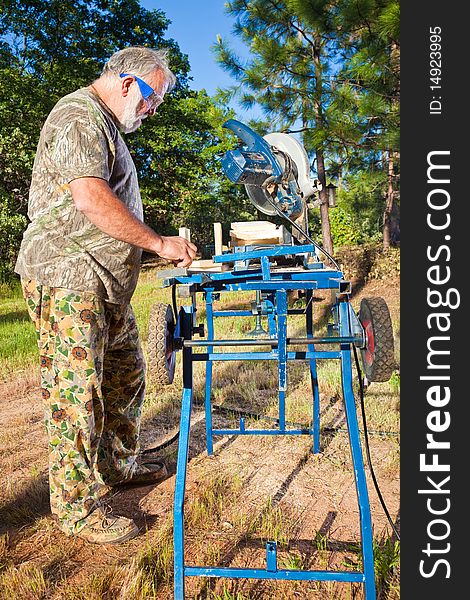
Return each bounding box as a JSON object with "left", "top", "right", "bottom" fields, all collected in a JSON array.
[{"left": 161, "top": 245, "right": 376, "bottom": 599}]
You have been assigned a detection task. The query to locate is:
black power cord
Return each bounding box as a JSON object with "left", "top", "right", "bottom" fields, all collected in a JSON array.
[
  {"left": 352, "top": 344, "right": 401, "bottom": 541},
  {"left": 260, "top": 177, "right": 341, "bottom": 271},
  {"left": 143, "top": 357, "right": 401, "bottom": 543}
]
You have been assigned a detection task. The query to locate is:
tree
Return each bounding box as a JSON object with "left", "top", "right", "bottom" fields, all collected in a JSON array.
[
  {"left": 340, "top": 0, "right": 400, "bottom": 249},
  {"left": 291, "top": 0, "right": 400, "bottom": 248},
  {"left": 214, "top": 0, "right": 354, "bottom": 256}
]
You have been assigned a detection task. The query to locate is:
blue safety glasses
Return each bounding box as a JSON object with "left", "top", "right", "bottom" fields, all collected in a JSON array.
[{"left": 119, "top": 73, "right": 164, "bottom": 110}]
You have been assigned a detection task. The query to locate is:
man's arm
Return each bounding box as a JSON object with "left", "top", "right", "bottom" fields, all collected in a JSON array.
[{"left": 69, "top": 177, "right": 197, "bottom": 267}]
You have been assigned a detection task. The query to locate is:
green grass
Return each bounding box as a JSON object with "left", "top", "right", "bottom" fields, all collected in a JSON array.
[
  {"left": 0, "top": 281, "right": 37, "bottom": 378},
  {"left": 0, "top": 562, "right": 49, "bottom": 600},
  {"left": 248, "top": 496, "right": 298, "bottom": 548},
  {"left": 129, "top": 269, "right": 174, "bottom": 341},
  {"left": 186, "top": 472, "right": 243, "bottom": 530},
  {"left": 57, "top": 560, "right": 159, "bottom": 600},
  {"left": 374, "top": 536, "right": 400, "bottom": 587},
  {"left": 137, "top": 517, "right": 175, "bottom": 589},
  {"left": 209, "top": 586, "right": 251, "bottom": 600}
]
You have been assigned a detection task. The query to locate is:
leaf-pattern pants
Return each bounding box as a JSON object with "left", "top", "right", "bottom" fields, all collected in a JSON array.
[{"left": 21, "top": 279, "right": 146, "bottom": 533}]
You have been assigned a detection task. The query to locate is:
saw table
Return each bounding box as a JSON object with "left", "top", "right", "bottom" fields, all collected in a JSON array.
[
  {"left": 156, "top": 245, "right": 379, "bottom": 599},
  {"left": 147, "top": 119, "right": 395, "bottom": 599}
]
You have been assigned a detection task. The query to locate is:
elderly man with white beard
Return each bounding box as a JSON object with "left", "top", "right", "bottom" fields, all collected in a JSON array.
[{"left": 15, "top": 47, "right": 197, "bottom": 544}]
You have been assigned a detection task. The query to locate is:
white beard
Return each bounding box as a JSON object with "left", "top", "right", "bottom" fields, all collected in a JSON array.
[{"left": 118, "top": 87, "right": 146, "bottom": 134}]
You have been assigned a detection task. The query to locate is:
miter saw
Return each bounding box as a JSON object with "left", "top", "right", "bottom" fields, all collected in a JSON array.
[
  {"left": 220, "top": 119, "right": 328, "bottom": 256},
  {"left": 150, "top": 119, "right": 396, "bottom": 600}
]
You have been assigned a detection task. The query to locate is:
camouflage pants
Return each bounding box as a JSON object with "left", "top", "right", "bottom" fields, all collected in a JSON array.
[{"left": 22, "top": 279, "right": 146, "bottom": 534}]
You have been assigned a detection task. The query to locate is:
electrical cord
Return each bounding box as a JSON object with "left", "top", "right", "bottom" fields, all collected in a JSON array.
[
  {"left": 352, "top": 344, "right": 401, "bottom": 541},
  {"left": 143, "top": 364, "right": 401, "bottom": 543},
  {"left": 142, "top": 402, "right": 399, "bottom": 457},
  {"left": 260, "top": 177, "right": 341, "bottom": 271},
  {"left": 262, "top": 179, "right": 399, "bottom": 539},
  {"left": 253, "top": 181, "right": 401, "bottom": 537},
  {"left": 171, "top": 284, "right": 178, "bottom": 324},
  {"left": 142, "top": 428, "right": 180, "bottom": 454}
]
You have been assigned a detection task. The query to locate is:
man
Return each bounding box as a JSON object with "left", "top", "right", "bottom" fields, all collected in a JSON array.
[{"left": 15, "top": 47, "right": 197, "bottom": 544}]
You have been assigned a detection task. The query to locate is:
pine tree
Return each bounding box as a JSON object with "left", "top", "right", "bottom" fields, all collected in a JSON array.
[
  {"left": 214, "top": 0, "right": 350, "bottom": 255},
  {"left": 291, "top": 0, "right": 400, "bottom": 248}
]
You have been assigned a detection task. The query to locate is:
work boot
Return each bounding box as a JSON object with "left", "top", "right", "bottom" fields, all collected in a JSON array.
[
  {"left": 74, "top": 503, "right": 139, "bottom": 544},
  {"left": 119, "top": 460, "right": 168, "bottom": 487}
]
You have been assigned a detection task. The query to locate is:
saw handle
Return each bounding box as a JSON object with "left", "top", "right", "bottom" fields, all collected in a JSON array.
[{"left": 223, "top": 119, "right": 269, "bottom": 151}]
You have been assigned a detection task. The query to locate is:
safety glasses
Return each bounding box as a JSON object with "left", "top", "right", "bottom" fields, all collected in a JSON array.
[{"left": 119, "top": 73, "right": 165, "bottom": 111}]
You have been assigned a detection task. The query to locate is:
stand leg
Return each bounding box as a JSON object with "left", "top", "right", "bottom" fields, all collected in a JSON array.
[
  {"left": 205, "top": 292, "right": 214, "bottom": 455},
  {"left": 306, "top": 290, "right": 320, "bottom": 453},
  {"left": 174, "top": 309, "right": 194, "bottom": 600},
  {"left": 276, "top": 291, "right": 287, "bottom": 430}
]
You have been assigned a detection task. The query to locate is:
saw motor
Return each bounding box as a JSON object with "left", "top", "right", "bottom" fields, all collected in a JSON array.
[{"left": 221, "top": 119, "right": 321, "bottom": 223}]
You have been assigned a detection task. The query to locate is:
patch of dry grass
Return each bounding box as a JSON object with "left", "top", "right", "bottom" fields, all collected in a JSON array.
[
  {"left": 57, "top": 559, "right": 158, "bottom": 600},
  {"left": 0, "top": 561, "right": 49, "bottom": 600},
  {"left": 0, "top": 473, "right": 49, "bottom": 532},
  {"left": 186, "top": 473, "right": 243, "bottom": 531}
]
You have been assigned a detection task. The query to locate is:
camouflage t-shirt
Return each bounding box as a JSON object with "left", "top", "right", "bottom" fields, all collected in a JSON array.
[{"left": 15, "top": 87, "right": 143, "bottom": 304}]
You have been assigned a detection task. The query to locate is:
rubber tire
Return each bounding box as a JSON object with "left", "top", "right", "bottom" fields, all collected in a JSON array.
[
  {"left": 359, "top": 297, "right": 395, "bottom": 382},
  {"left": 147, "top": 303, "right": 176, "bottom": 386}
]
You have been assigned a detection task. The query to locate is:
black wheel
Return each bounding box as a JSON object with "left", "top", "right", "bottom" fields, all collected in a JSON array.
[
  {"left": 147, "top": 303, "right": 176, "bottom": 386},
  {"left": 359, "top": 297, "right": 395, "bottom": 382}
]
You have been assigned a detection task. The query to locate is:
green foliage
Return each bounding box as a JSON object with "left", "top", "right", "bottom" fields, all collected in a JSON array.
[
  {"left": 335, "top": 0, "right": 400, "bottom": 155},
  {"left": 308, "top": 169, "right": 388, "bottom": 247},
  {"left": 0, "top": 0, "right": 188, "bottom": 89},
  {"left": 0, "top": 197, "right": 28, "bottom": 282},
  {"left": 336, "top": 170, "right": 388, "bottom": 242},
  {"left": 328, "top": 204, "right": 363, "bottom": 247},
  {"left": 374, "top": 536, "right": 400, "bottom": 586},
  {"left": 389, "top": 370, "right": 400, "bottom": 395},
  {"left": 210, "top": 586, "right": 250, "bottom": 600}
]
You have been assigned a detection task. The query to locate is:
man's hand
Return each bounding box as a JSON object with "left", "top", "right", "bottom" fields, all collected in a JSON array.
[{"left": 155, "top": 236, "right": 197, "bottom": 268}]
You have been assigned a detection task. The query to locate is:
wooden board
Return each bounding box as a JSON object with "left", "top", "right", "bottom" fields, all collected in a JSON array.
[{"left": 188, "top": 259, "right": 229, "bottom": 272}]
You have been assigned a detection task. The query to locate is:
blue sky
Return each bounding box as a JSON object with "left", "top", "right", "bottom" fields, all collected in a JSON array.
[{"left": 140, "top": 0, "right": 260, "bottom": 120}]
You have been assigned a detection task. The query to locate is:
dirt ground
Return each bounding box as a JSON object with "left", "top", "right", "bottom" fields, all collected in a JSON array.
[{"left": 0, "top": 275, "right": 400, "bottom": 600}]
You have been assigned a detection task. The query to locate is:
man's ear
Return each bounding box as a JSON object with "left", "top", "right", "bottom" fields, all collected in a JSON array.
[{"left": 120, "top": 75, "right": 133, "bottom": 98}]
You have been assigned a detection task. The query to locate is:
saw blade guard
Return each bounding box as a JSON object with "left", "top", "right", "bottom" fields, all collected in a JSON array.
[
  {"left": 221, "top": 120, "right": 319, "bottom": 221},
  {"left": 264, "top": 132, "right": 318, "bottom": 201}
]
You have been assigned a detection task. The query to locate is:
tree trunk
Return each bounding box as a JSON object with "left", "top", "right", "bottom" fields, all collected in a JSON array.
[
  {"left": 383, "top": 151, "right": 395, "bottom": 249},
  {"left": 316, "top": 148, "right": 334, "bottom": 256},
  {"left": 383, "top": 39, "right": 400, "bottom": 249},
  {"left": 311, "top": 34, "right": 334, "bottom": 257}
]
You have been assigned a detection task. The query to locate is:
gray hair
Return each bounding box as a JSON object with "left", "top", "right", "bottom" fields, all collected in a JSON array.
[{"left": 101, "top": 46, "right": 177, "bottom": 91}]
